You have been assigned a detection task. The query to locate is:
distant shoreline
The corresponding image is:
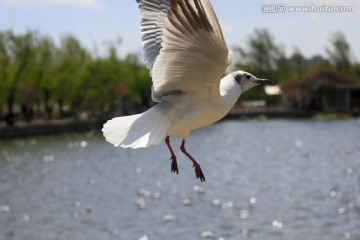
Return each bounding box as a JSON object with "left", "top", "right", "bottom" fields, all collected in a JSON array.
[
  {"left": 0, "top": 119, "right": 104, "bottom": 140},
  {"left": 0, "top": 108, "right": 357, "bottom": 140}
]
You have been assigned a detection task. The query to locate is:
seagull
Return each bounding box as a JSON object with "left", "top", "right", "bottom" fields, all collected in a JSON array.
[{"left": 102, "top": 0, "right": 273, "bottom": 182}]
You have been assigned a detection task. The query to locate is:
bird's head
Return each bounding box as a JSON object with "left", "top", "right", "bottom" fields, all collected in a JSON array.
[{"left": 232, "top": 70, "right": 273, "bottom": 92}]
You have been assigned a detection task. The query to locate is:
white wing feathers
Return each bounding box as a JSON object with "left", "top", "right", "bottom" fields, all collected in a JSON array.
[
  {"left": 137, "top": 0, "right": 170, "bottom": 72},
  {"left": 137, "top": 0, "right": 230, "bottom": 103}
]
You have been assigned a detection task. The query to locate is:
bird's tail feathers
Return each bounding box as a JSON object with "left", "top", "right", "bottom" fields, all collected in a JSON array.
[{"left": 102, "top": 106, "right": 169, "bottom": 149}]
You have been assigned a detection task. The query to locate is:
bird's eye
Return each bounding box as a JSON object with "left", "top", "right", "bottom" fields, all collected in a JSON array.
[{"left": 245, "top": 75, "right": 251, "bottom": 80}]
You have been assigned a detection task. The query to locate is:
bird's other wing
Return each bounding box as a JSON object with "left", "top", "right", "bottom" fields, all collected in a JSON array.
[
  {"left": 137, "top": 0, "right": 171, "bottom": 74},
  {"left": 137, "top": 0, "right": 230, "bottom": 103}
]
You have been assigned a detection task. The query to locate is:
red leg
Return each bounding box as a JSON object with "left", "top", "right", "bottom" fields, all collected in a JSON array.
[
  {"left": 165, "top": 136, "right": 178, "bottom": 174},
  {"left": 180, "top": 139, "right": 205, "bottom": 182}
]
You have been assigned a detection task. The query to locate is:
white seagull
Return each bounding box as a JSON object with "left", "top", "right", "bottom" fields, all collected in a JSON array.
[{"left": 102, "top": 0, "right": 272, "bottom": 182}]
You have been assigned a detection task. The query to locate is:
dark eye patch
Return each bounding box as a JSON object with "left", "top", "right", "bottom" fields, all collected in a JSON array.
[{"left": 245, "top": 75, "right": 251, "bottom": 80}]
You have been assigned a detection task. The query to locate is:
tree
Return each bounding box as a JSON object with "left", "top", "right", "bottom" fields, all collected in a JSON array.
[
  {"left": 81, "top": 43, "right": 142, "bottom": 117},
  {"left": 0, "top": 31, "right": 11, "bottom": 114},
  {"left": 325, "top": 31, "right": 353, "bottom": 74},
  {"left": 3, "top": 31, "right": 36, "bottom": 124},
  {"left": 233, "top": 28, "right": 288, "bottom": 100},
  {"left": 52, "top": 35, "right": 91, "bottom": 118},
  {"left": 32, "top": 35, "right": 56, "bottom": 119},
  {"left": 122, "top": 53, "right": 152, "bottom": 108},
  {"left": 288, "top": 48, "right": 305, "bottom": 77}
]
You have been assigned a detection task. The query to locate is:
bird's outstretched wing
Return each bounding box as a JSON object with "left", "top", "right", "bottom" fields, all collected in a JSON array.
[
  {"left": 137, "top": 0, "right": 230, "bottom": 103},
  {"left": 137, "top": 0, "right": 171, "bottom": 73}
]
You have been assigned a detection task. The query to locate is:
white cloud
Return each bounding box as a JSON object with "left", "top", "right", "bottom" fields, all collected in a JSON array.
[{"left": 0, "top": 0, "right": 102, "bottom": 8}]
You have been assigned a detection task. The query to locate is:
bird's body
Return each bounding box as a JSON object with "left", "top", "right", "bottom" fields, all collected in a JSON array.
[
  {"left": 102, "top": 0, "right": 272, "bottom": 182},
  {"left": 165, "top": 75, "right": 240, "bottom": 139}
]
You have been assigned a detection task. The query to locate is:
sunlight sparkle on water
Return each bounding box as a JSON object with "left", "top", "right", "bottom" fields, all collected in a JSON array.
[{"left": 272, "top": 220, "right": 283, "bottom": 228}]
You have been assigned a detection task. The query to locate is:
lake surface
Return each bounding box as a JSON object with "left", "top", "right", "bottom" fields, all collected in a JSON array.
[{"left": 1, "top": 119, "right": 360, "bottom": 240}]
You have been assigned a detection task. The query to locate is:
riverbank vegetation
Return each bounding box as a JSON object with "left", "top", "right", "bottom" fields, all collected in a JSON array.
[{"left": 0, "top": 29, "right": 359, "bottom": 125}]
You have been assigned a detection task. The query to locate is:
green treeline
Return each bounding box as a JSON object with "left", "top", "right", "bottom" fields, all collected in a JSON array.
[
  {"left": 233, "top": 29, "right": 359, "bottom": 100},
  {"left": 0, "top": 29, "right": 358, "bottom": 125},
  {"left": 0, "top": 30, "right": 151, "bottom": 124}
]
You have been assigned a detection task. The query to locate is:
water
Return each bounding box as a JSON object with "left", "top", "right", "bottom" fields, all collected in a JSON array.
[{"left": 1, "top": 119, "right": 360, "bottom": 240}]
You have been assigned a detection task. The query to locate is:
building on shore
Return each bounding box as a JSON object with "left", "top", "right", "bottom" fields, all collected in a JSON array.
[{"left": 281, "top": 70, "right": 360, "bottom": 115}]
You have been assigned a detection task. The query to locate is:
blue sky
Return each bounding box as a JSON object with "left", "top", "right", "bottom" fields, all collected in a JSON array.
[{"left": 1, "top": 0, "right": 359, "bottom": 60}]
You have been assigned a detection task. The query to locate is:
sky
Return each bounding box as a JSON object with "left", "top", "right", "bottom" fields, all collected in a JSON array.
[{"left": 0, "top": 0, "right": 359, "bottom": 60}]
